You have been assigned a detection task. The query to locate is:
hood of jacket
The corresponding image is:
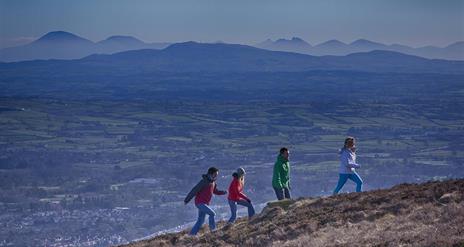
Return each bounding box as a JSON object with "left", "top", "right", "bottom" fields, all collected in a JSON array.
[{"left": 202, "top": 174, "right": 215, "bottom": 183}]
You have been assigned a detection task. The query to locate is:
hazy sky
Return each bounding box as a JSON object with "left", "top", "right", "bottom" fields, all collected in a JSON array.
[{"left": 1, "top": 0, "right": 463, "bottom": 48}]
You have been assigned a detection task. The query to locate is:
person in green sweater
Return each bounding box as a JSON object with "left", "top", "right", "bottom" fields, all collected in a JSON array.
[{"left": 272, "top": 147, "right": 291, "bottom": 200}]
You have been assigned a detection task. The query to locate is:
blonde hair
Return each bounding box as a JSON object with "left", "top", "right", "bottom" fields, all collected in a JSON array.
[{"left": 238, "top": 174, "right": 245, "bottom": 186}]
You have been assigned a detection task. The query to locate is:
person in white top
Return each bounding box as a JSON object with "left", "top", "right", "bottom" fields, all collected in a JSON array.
[{"left": 333, "top": 136, "right": 363, "bottom": 194}]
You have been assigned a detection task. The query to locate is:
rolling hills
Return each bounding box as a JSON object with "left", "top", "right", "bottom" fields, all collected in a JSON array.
[{"left": 1, "top": 41, "right": 463, "bottom": 76}]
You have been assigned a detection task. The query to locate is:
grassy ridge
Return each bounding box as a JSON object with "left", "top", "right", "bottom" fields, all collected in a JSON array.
[{"left": 125, "top": 179, "right": 464, "bottom": 247}]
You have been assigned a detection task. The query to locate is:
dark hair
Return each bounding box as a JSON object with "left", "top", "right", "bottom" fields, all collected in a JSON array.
[
  {"left": 343, "top": 136, "right": 355, "bottom": 149},
  {"left": 279, "top": 147, "right": 288, "bottom": 154},
  {"left": 207, "top": 167, "right": 219, "bottom": 174}
]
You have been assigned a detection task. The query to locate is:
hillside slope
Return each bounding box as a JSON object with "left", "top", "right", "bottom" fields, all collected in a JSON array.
[{"left": 122, "top": 179, "right": 464, "bottom": 247}]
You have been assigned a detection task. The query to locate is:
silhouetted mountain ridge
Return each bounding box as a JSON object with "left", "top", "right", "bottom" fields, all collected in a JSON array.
[
  {"left": 99, "top": 36, "right": 145, "bottom": 45},
  {"left": 2, "top": 31, "right": 463, "bottom": 62},
  {"left": 0, "top": 31, "right": 170, "bottom": 62},
  {"left": 35, "top": 31, "right": 93, "bottom": 44},
  {"left": 2, "top": 41, "right": 462, "bottom": 74},
  {"left": 255, "top": 37, "right": 464, "bottom": 60},
  {"left": 350, "top": 39, "right": 386, "bottom": 50}
]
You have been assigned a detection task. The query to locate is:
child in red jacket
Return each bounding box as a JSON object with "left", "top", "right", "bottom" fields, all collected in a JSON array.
[
  {"left": 227, "top": 167, "right": 255, "bottom": 223},
  {"left": 184, "top": 167, "right": 227, "bottom": 235}
]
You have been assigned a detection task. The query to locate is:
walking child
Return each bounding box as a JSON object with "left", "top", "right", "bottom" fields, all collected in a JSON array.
[
  {"left": 227, "top": 167, "right": 255, "bottom": 223},
  {"left": 184, "top": 167, "right": 227, "bottom": 235},
  {"left": 333, "top": 137, "right": 363, "bottom": 194}
]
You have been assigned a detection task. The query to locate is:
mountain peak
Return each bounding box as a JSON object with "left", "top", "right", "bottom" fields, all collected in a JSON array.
[
  {"left": 165, "top": 41, "right": 199, "bottom": 49},
  {"left": 105, "top": 35, "right": 142, "bottom": 41},
  {"left": 351, "top": 39, "right": 385, "bottom": 47},
  {"left": 255, "top": 39, "right": 275, "bottom": 47},
  {"left": 446, "top": 41, "right": 464, "bottom": 49},
  {"left": 317, "top": 39, "right": 348, "bottom": 47},
  {"left": 36, "top": 31, "right": 92, "bottom": 43},
  {"left": 98, "top": 35, "right": 145, "bottom": 46},
  {"left": 275, "top": 37, "right": 310, "bottom": 45},
  {"left": 256, "top": 37, "right": 313, "bottom": 51}
]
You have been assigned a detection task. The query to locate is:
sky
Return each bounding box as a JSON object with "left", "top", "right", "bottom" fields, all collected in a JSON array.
[{"left": 0, "top": 0, "right": 463, "bottom": 48}]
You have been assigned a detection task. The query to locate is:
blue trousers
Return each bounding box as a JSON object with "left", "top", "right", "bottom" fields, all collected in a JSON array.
[
  {"left": 190, "top": 203, "right": 216, "bottom": 235},
  {"left": 228, "top": 199, "right": 255, "bottom": 223},
  {"left": 273, "top": 187, "right": 291, "bottom": 200},
  {"left": 333, "top": 172, "right": 363, "bottom": 194}
]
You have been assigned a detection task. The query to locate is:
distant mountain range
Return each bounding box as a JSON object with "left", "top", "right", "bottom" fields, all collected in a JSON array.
[
  {"left": 0, "top": 31, "right": 170, "bottom": 62},
  {"left": 0, "top": 31, "right": 463, "bottom": 62},
  {"left": 255, "top": 37, "right": 464, "bottom": 60},
  {"left": 1, "top": 41, "right": 463, "bottom": 75}
]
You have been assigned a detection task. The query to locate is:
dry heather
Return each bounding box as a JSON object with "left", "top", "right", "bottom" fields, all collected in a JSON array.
[{"left": 122, "top": 179, "right": 464, "bottom": 247}]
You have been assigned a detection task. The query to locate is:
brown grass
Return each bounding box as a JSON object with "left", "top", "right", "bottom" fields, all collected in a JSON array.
[{"left": 121, "top": 179, "right": 464, "bottom": 247}]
